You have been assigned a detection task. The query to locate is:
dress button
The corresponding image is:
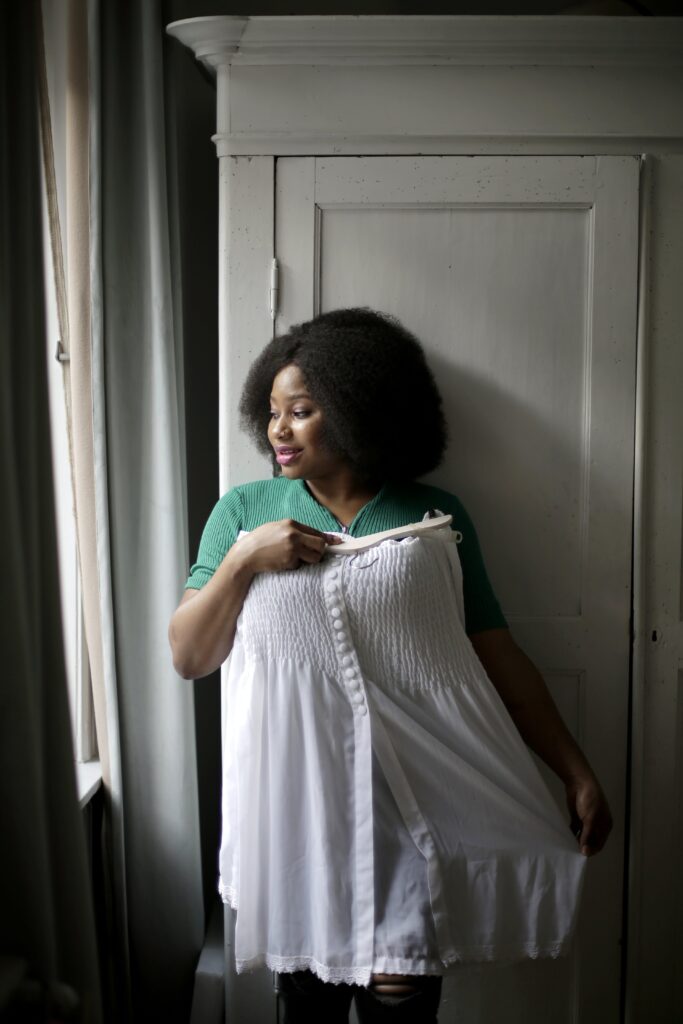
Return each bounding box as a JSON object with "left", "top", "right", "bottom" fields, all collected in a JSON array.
[
  {"left": 338, "top": 642, "right": 350, "bottom": 653},
  {"left": 341, "top": 655, "right": 352, "bottom": 666},
  {"left": 328, "top": 570, "right": 339, "bottom": 580},
  {"left": 344, "top": 667, "right": 356, "bottom": 679},
  {"left": 329, "top": 606, "right": 341, "bottom": 617},
  {"left": 358, "top": 705, "right": 368, "bottom": 716},
  {"left": 349, "top": 679, "right": 361, "bottom": 692},
  {"left": 333, "top": 620, "right": 344, "bottom": 631}
]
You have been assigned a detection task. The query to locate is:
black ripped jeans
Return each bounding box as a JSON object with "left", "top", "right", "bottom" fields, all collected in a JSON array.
[{"left": 274, "top": 970, "right": 443, "bottom": 1024}]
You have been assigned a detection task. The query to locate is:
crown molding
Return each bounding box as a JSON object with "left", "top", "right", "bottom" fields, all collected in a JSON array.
[
  {"left": 211, "top": 134, "right": 683, "bottom": 158},
  {"left": 166, "top": 15, "right": 683, "bottom": 70},
  {"left": 167, "top": 15, "right": 248, "bottom": 67}
]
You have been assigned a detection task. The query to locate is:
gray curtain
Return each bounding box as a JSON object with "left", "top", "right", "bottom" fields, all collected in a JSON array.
[
  {"left": 93, "top": 0, "right": 205, "bottom": 1018},
  {"left": 34, "top": 0, "right": 206, "bottom": 1018},
  {"left": 0, "top": 2, "right": 102, "bottom": 1021}
]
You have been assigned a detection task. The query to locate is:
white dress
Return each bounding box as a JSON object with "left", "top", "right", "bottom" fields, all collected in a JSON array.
[{"left": 218, "top": 516, "right": 585, "bottom": 985}]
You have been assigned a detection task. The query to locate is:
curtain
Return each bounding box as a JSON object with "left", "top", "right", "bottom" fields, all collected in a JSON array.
[
  {"left": 41, "top": 0, "right": 206, "bottom": 1019},
  {"left": 96, "top": 0, "right": 205, "bottom": 1017},
  {"left": 0, "top": 2, "right": 102, "bottom": 1021}
]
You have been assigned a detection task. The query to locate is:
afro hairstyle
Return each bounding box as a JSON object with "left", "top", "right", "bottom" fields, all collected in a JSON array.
[{"left": 238, "top": 307, "right": 448, "bottom": 483}]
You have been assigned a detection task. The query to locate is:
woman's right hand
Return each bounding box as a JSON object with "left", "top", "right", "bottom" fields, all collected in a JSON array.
[
  {"left": 235, "top": 519, "right": 341, "bottom": 575},
  {"left": 169, "top": 520, "right": 340, "bottom": 679}
]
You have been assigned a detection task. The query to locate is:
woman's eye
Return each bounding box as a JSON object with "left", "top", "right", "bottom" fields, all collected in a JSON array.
[
  {"left": 293, "top": 408, "right": 311, "bottom": 418},
  {"left": 268, "top": 411, "right": 278, "bottom": 420}
]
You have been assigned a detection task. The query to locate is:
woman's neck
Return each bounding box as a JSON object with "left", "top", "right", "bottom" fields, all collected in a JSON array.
[{"left": 304, "top": 472, "right": 381, "bottom": 528}]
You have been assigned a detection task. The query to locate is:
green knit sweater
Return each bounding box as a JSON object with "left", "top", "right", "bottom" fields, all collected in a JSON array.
[{"left": 186, "top": 477, "right": 507, "bottom": 636}]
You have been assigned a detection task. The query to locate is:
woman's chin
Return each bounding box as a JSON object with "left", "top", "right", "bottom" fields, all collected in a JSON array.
[{"left": 277, "top": 463, "right": 305, "bottom": 479}]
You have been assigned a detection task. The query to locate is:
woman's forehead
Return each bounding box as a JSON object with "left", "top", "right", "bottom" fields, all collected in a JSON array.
[{"left": 271, "top": 364, "right": 310, "bottom": 399}]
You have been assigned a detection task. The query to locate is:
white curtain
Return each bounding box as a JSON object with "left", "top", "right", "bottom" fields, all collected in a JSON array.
[
  {"left": 40, "top": 0, "right": 206, "bottom": 1019},
  {"left": 0, "top": 2, "right": 102, "bottom": 1021}
]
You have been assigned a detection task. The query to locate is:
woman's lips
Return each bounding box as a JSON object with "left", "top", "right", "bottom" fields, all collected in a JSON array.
[{"left": 275, "top": 448, "right": 303, "bottom": 466}]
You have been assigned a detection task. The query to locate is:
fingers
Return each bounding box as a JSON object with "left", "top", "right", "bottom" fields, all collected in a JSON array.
[
  {"left": 246, "top": 519, "right": 344, "bottom": 572},
  {"left": 276, "top": 520, "right": 343, "bottom": 568},
  {"left": 289, "top": 519, "right": 343, "bottom": 544},
  {"left": 579, "top": 816, "right": 599, "bottom": 857},
  {"left": 296, "top": 535, "right": 329, "bottom": 563},
  {"left": 579, "top": 806, "right": 613, "bottom": 856},
  {"left": 297, "top": 535, "right": 342, "bottom": 560},
  {"left": 566, "top": 778, "right": 613, "bottom": 858}
]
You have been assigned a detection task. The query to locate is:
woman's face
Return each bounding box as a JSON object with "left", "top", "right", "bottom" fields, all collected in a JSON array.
[{"left": 268, "top": 364, "right": 346, "bottom": 482}]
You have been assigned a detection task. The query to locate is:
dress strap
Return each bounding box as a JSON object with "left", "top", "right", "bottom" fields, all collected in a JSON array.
[{"left": 326, "top": 514, "right": 453, "bottom": 556}]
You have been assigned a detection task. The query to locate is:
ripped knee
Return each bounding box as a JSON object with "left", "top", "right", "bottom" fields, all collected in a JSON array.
[{"left": 370, "top": 973, "right": 418, "bottom": 995}]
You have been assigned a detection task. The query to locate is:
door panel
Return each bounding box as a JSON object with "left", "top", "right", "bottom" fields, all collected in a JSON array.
[
  {"left": 275, "top": 155, "right": 639, "bottom": 1023},
  {"left": 319, "top": 203, "right": 588, "bottom": 618}
]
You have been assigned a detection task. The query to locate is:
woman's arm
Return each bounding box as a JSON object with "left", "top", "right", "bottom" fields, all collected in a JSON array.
[
  {"left": 169, "top": 520, "right": 336, "bottom": 679},
  {"left": 469, "top": 627, "right": 613, "bottom": 857}
]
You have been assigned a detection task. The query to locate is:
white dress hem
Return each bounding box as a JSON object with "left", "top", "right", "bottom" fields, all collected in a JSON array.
[{"left": 230, "top": 942, "right": 574, "bottom": 986}]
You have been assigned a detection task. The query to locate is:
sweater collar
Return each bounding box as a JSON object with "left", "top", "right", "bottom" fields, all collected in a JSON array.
[{"left": 294, "top": 478, "right": 386, "bottom": 537}]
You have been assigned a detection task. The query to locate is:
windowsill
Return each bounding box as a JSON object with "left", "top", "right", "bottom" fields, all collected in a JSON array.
[{"left": 76, "top": 759, "right": 102, "bottom": 809}]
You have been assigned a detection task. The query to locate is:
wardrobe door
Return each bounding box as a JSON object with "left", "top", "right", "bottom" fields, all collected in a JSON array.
[{"left": 274, "top": 154, "right": 639, "bottom": 1024}]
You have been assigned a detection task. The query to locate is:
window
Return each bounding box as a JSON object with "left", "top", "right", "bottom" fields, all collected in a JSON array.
[{"left": 39, "top": 18, "right": 97, "bottom": 766}]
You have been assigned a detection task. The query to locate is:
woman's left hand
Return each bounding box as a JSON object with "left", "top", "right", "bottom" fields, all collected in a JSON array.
[{"left": 565, "top": 775, "right": 613, "bottom": 857}]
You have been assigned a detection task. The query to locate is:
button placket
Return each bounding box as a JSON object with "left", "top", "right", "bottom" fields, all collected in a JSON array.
[{"left": 324, "top": 560, "right": 367, "bottom": 716}]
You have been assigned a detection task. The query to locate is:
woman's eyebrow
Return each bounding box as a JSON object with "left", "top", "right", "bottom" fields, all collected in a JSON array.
[{"left": 270, "top": 391, "right": 310, "bottom": 401}]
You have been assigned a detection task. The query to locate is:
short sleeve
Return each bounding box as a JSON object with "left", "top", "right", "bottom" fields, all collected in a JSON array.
[
  {"left": 185, "top": 488, "right": 244, "bottom": 590},
  {"left": 448, "top": 499, "right": 508, "bottom": 635}
]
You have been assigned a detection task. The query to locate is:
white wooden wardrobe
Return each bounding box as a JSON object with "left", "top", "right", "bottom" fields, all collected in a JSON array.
[{"left": 168, "top": 16, "right": 683, "bottom": 1024}]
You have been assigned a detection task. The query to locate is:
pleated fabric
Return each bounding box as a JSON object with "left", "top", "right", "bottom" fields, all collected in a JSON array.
[{"left": 218, "top": 522, "right": 585, "bottom": 985}]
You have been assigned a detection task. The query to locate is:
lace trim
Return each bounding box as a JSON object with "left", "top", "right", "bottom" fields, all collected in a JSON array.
[
  {"left": 233, "top": 940, "right": 573, "bottom": 986},
  {"left": 237, "top": 954, "right": 373, "bottom": 986},
  {"left": 218, "top": 881, "right": 238, "bottom": 909}
]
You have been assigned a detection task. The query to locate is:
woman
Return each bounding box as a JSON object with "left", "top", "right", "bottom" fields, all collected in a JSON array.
[{"left": 169, "top": 308, "right": 612, "bottom": 1023}]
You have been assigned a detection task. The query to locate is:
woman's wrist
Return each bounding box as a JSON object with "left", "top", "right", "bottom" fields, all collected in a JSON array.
[
  {"left": 558, "top": 753, "right": 599, "bottom": 789},
  {"left": 221, "top": 535, "right": 258, "bottom": 584}
]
